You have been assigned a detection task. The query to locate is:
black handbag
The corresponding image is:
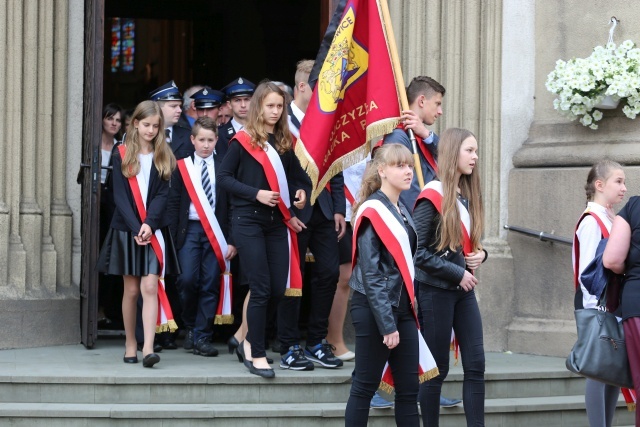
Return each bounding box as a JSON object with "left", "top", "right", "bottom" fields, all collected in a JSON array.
[{"left": 566, "top": 306, "right": 633, "bottom": 389}]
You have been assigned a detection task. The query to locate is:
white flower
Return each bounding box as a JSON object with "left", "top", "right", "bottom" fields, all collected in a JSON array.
[
  {"left": 580, "top": 114, "right": 593, "bottom": 126},
  {"left": 547, "top": 39, "right": 640, "bottom": 129},
  {"left": 592, "top": 110, "right": 603, "bottom": 121}
]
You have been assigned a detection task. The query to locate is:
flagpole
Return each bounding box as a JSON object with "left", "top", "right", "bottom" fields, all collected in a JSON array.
[{"left": 378, "top": 0, "right": 425, "bottom": 188}]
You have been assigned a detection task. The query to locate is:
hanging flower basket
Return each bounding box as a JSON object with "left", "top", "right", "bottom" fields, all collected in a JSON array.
[{"left": 546, "top": 40, "right": 640, "bottom": 129}]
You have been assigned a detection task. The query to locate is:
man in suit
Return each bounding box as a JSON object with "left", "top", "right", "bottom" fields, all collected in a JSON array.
[
  {"left": 217, "top": 77, "right": 255, "bottom": 159},
  {"left": 278, "top": 60, "right": 346, "bottom": 371},
  {"left": 150, "top": 80, "right": 194, "bottom": 161},
  {"left": 166, "top": 117, "right": 236, "bottom": 356}
]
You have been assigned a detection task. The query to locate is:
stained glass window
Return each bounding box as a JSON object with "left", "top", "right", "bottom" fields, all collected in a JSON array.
[{"left": 111, "top": 18, "right": 135, "bottom": 73}]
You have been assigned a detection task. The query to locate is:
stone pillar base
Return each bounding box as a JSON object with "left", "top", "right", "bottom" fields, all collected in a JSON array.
[
  {"left": 0, "top": 298, "right": 80, "bottom": 349},
  {"left": 507, "top": 316, "right": 576, "bottom": 357}
]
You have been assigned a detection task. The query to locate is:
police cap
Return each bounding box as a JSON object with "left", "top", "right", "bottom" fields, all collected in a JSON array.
[
  {"left": 191, "top": 87, "right": 225, "bottom": 109},
  {"left": 149, "top": 80, "right": 182, "bottom": 101},
  {"left": 221, "top": 77, "right": 255, "bottom": 99}
]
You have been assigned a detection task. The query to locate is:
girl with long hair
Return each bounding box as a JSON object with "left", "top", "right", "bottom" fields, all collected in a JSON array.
[
  {"left": 413, "top": 128, "right": 487, "bottom": 425},
  {"left": 218, "top": 81, "right": 308, "bottom": 378},
  {"left": 345, "top": 144, "right": 423, "bottom": 426},
  {"left": 574, "top": 160, "right": 626, "bottom": 427},
  {"left": 96, "top": 100, "right": 179, "bottom": 368}
]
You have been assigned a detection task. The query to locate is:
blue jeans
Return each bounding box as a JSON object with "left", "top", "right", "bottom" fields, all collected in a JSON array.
[{"left": 418, "top": 283, "right": 485, "bottom": 426}]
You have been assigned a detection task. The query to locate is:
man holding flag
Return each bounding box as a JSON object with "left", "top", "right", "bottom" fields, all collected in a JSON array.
[{"left": 381, "top": 76, "right": 445, "bottom": 209}]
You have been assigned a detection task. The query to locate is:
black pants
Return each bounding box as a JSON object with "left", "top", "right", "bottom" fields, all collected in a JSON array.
[
  {"left": 176, "top": 221, "right": 221, "bottom": 343},
  {"left": 418, "top": 283, "right": 485, "bottom": 426},
  {"left": 345, "top": 291, "right": 419, "bottom": 427},
  {"left": 278, "top": 206, "right": 340, "bottom": 350},
  {"left": 232, "top": 206, "right": 289, "bottom": 358}
]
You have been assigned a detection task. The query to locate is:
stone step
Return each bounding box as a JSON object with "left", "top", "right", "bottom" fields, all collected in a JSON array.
[
  {"left": 0, "top": 369, "right": 586, "bottom": 404},
  {"left": 0, "top": 397, "right": 634, "bottom": 427}
]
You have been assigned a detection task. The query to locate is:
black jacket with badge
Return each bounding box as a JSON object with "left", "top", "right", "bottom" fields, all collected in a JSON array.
[
  {"left": 349, "top": 190, "right": 417, "bottom": 335},
  {"left": 216, "top": 121, "right": 235, "bottom": 160},
  {"left": 413, "top": 193, "right": 468, "bottom": 291}
]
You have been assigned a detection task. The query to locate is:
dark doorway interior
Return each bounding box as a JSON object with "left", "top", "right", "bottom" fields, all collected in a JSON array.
[{"left": 104, "top": 0, "right": 322, "bottom": 109}]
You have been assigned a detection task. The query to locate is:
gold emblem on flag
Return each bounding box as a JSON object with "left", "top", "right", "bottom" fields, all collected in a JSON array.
[{"left": 318, "top": 6, "right": 368, "bottom": 113}]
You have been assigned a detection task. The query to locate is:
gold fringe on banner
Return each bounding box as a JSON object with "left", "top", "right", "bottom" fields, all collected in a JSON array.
[
  {"left": 214, "top": 314, "right": 235, "bottom": 325},
  {"left": 295, "top": 117, "right": 400, "bottom": 205},
  {"left": 285, "top": 288, "right": 303, "bottom": 297},
  {"left": 366, "top": 117, "right": 400, "bottom": 143},
  {"left": 156, "top": 319, "right": 179, "bottom": 333},
  {"left": 419, "top": 367, "right": 440, "bottom": 383},
  {"left": 378, "top": 381, "right": 394, "bottom": 395}
]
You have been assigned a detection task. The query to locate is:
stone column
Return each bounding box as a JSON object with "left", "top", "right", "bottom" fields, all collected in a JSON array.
[
  {"left": 7, "top": 0, "right": 27, "bottom": 292},
  {"left": 51, "top": 0, "right": 74, "bottom": 291},
  {"left": 390, "top": 1, "right": 510, "bottom": 351},
  {"left": 0, "top": 1, "right": 10, "bottom": 287}
]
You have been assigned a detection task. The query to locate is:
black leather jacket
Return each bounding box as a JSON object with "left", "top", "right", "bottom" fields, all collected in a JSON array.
[
  {"left": 413, "top": 194, "right": 468, "bottom": 290},
  {"left": 349, "top": 191, "right": 417, "bottom": 335}
]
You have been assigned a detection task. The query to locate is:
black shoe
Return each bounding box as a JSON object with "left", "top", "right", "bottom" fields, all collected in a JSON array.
[
  {"left": 279, "top": 345, "right": 314, "bottom": 371},
  {"left": 194, "top": 339, "right": 219, "bottom": 357},
  {"left": 184, "top": 330, "right": 194, "bottom": 351},
  {"left": 159, "top": 332, "right": 178, "bottom": 350},
  {"left": 123, "top": 354, "right": 138, "bottom": 364},
  {"left": 228, "top": 336, "right": 240, "bottom": 354},
  {"left": 304, "top": 339, "right": 343, "bottom": 369},
  {"left": 237, "top": 341, "right": 252, "bottom": 369},
  {"left": 250, "top": 363, "right": 275, "bottom": 379},
  {"left": 142, "top": 353, "right": 160, "bottom": 368},
  {"left": 137, "top": 342, "right": 163, "bottom": 353},
  {"left": 271, "top": 342, "right": 282, "bottom": 353}
]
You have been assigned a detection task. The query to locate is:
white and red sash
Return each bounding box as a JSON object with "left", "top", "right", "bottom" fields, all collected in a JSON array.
[
  {"left": 416, "top": 181, "right": 472, "bottom": 256},
  {"left": 416, "top": 180, "right": 473, "bottom": 363},
  {"left": 117, "top": 145, "right": 177, "bottom": 332},
  {"left": 233, "top": 130, "right": 303, "bottom": 296},
  {"left": 352, "top": 199, "right": 439, "bottom": 391},
  {"left": 177, "top": 157, "right": 234, "bottom": 324}
]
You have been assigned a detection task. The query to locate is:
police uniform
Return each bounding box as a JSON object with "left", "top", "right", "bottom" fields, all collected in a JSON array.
[
  {"left": 217, "top": 78, "right": 255, "bottom": 160},
  {"left": 150, "top": 81, "right": 194, "bottom": 161}
]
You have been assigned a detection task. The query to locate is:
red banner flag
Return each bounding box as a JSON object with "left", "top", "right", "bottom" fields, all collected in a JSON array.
[{"left": 296, "top": 0, "right": 401, "bottom": 203}]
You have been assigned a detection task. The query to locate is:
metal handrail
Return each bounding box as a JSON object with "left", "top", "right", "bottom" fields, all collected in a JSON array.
[{"left": 504, "top": 224, "right": 572, "bottom": 246}]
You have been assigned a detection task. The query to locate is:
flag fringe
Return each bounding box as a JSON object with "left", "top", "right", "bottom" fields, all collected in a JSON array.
[
  {"left": 378, "top": 381, "right": 394, "bottom": 394},
  {"left": 285, "top": 288, "right": 303, "bottom": 297},
  {"left": 156, "top": 319, "right": 178, "bottom": 333},
  {"left": 311, "top": 144, "right": 372, "bottom": 203},
  {"left": 627, "top": 402, "right": 636, "bottom": 411},
  {"left": 419, "top": 367, "right": 440, "bottom": 383},
  {"left": 366, "top": 117, "right": 400, "bottom": 143},
  {"left": 214, "top": 314, "right": 235, "bottom": 325},
  {"left": 296, "top": 117, "right": 399, "bottom": 205}
]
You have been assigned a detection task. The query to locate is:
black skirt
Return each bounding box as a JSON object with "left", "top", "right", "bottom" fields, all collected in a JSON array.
[{"left": 96, "top": 227, "right": 181, "bottom": 277}]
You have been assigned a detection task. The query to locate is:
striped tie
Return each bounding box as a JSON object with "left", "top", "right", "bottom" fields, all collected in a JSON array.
[{"left": 201, "top": 160, "right": 214, "bottom": 207}]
